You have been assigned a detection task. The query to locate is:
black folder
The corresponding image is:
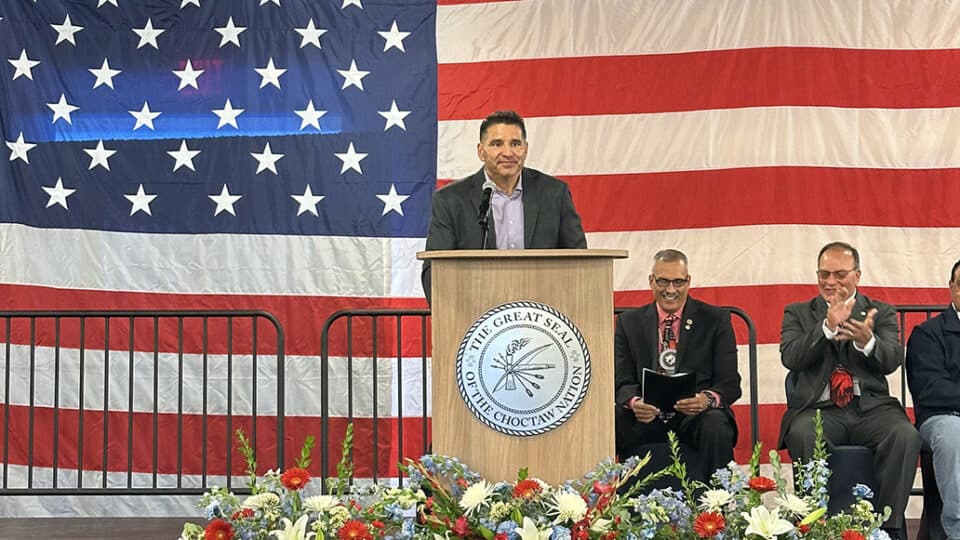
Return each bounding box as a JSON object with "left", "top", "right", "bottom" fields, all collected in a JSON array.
[{"left": 641, "top": 368, "right": 696, "bottom": 412}]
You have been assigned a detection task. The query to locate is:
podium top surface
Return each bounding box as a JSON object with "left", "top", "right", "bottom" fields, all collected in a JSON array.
[{"left": 416, "top": 248, "right": 628, "bottom": 260}]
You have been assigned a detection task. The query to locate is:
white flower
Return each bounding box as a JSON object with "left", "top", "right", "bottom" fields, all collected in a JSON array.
[
  {"left": 774, "top": 493, "right": 810, "bottom": 517},
  {"left": 590, "top": 518, "right": 612, "bottom": 533},
  {"left": 549, "top": 489, "right": 588, "bottom": 523},
  {"left": 270, "top": 515, "right": 316, "bottom": 540},
  {"left": 742, "top": 506, "right": 794, "bottom": 539},
  {"left": 242, "top": 492, "right": 281, "bottom": 509},
  {"left": 304, "top": 495, "right": 340, "bottom": 513},
  {"left": 459, "top": 480, "right": 495, "bottom": 515},
  {"left": 517, "top": 517, "right": 552, "bottom": 540},
  {"left": 698, "top": 489, "right": 734, "bottom": 511}
]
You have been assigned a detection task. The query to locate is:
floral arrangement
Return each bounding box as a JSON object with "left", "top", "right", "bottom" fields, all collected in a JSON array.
[{"left": 181, "top": 413, "right": 890, "bottom": 540}]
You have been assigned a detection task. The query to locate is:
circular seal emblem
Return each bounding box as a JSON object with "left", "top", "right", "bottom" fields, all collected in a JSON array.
[
  {"left": 658, "top": 348, "right": 677, "bottom": 372},
  {"left": 456, "top": 301, "right": 591, "bottom": 437}
]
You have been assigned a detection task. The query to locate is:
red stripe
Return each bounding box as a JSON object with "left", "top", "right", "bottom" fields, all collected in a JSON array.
[
  {"left": 616, "top": 285, "right": 950, "bottom": 345},
  {"left": 567, "top": 167, "right": 960, "bottom": 232},
  {"left": 439, "top": 166, "right": 960, "bottom": 232},
  {"left": 0, "top": 284, "right": 429, "bottom": 358},
  {"left": 439, "top": 47, "right": 960, "bottom": 120},
  {"left": 0, "top": 404, "right": 914, "bottom": 475}
]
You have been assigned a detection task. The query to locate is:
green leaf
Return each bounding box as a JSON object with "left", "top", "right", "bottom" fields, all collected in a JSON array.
[
  {"left": 478, "top": 525, "right": 495, "bottom": 540},
  {"left": 517, "top": 467, "right": 529, "bottom": 481}
]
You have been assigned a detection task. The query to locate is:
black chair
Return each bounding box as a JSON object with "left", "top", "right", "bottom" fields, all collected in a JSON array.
[
  {"left": 783, "top": 372, "right": 879, "bottom": 515},
  {"left": 917, "top": 448, "right": 947, "bottom": 540}
]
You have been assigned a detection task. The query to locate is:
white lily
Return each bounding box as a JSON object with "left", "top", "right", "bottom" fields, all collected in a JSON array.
[
  {"left": 517, "top": 517, "right": 552, "bottom": 540},
  {"left": 742, "top": 506, "right": 794, "bottom": 539},
  {"left": 270, "top": 515, "right": 316, "bottom": 540}
]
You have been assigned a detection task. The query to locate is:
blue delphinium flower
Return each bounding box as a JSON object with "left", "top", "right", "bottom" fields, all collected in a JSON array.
[
  {"left": 852, "top": 483, "right": 874, "bottom": 500},
  {"left": 497, "top": 520, "right": 519, "bottom": 540},
  {"left": 868, "top": 529, "right": 892, "bottom": 540},
  {"left": 202, "top": 500, "right": 221, "bottom": 520},
  {"left": 550, "top": 525, "right": 571, "bottom": 540}
]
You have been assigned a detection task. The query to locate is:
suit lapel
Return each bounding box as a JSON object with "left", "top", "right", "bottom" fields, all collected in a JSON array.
[
  {"left": 522, "top": 169, "right": 539, "bottom": 248},
  {"left": 643, "top": 304, "right": 659, "bottom": 370},
  {"left": 677, "top": 299, "right": 697, "bottom": 372}
]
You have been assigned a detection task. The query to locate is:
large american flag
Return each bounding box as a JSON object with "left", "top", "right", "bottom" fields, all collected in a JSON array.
[{"left": 2, "top": 0, "right": 960, "bottom": 517}]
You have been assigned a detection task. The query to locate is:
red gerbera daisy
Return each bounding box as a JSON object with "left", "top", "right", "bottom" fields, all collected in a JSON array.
[
  {"left": 338, "top": 520, "right": 374, "bottom": 540},
  {"left": 692, "top": 511, "right": 726, "bottom": 538},
  {"left": 748, "top": 476, "right": 776, "bottom": 492},
  {"left": 841, "top": 531, "right": 866, "bottom": 540},
  {"left": 280, "top": 467, "right": 311, "bottom": 490},
  {"left": 204, "top": 519, "right": 234, "bottom": 540},
  {"left": 513, "top": 479, "right": 543, "bottom": 499},
  {"left": 797, "top": 523, "right": 811, "bottom": 534},
  {"left": 230, "top": 508, "right": 254, "bottom": 520}
]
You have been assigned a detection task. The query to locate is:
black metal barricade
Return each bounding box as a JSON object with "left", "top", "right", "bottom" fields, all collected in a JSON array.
[{"left": 0, "top": 310, "right": 285, "bottom": 496}]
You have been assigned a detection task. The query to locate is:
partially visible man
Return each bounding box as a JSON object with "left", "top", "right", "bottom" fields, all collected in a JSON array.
[
  {"left": 614, "top": 249, "right": 741, "bottom": 477},
  {"left": 779, "top": 241, "right": 920, "bottom": 539},
  {"left": 420, "top": 110, "right": 586, "bottom": 302},
  {"left": 906, "top": 259, "right": 960, "bottom": 540}
]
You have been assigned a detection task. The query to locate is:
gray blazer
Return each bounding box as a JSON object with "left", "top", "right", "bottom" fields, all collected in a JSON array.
[
  {"left": 778, "top": 293, "right": 903, "bottom": 448},
  {"left": 420, "top": 167, "right": 586, "bottom": 300}
]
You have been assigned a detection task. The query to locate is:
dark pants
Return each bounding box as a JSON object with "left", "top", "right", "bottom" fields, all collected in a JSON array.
[
  {"left": 783, "top": 400, "right": 921, "bottom": 530},
  {"left": 615, "top": 406, "right": 736, "bottom": 478}
]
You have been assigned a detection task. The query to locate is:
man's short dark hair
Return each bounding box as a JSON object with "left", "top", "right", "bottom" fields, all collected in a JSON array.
[
  {"left": 479, "top": 110, "right": 526, "bottom": 141},
  {"left": 818, "top": 241, "right": 860, "bottom": 270},
  {"left": 653, "top": 249, "right": 688, "bottom": 266},
  {"left": 951, "top": 259, "right": 960, "bottom": 284}
]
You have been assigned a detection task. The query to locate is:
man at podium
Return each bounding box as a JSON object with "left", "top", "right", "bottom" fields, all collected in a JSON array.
[
  {"left": 421, "top": 110, "right": 586, "bottom": 301},
  {"left": 614, "top": 249, "right": 742, "bottom": 478}
]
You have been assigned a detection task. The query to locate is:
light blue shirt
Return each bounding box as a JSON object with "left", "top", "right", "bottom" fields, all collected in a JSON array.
[{"left": 485, "top": 172, "right": 524, "bottom": 250}]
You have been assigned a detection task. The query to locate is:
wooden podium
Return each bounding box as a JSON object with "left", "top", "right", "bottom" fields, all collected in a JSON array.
[{"left": 417, "top": 249, "right": 628, "bottom": 483}]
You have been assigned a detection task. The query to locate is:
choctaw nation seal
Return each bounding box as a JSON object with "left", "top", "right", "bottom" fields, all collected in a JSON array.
[{"left": 455, "top": 301, "right": 590, "bottom": 437}]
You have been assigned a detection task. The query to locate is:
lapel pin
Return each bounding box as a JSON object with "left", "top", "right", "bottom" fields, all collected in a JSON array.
[{"left": 685, "top": 319, "right": 693, "bottom": 330}]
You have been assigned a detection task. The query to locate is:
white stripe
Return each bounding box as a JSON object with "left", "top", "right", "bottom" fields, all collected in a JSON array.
[
  {"left": 0, "top": 346, "right": 429, "bottom": 417},
  {"left": 439, "top": 107, "right": 960, "bottom": 179},
  {"left": 590, "top": 224, "right": 960, "bottom": 292},
  {"left": 5, "top": 224, "right": 958, "bottom": 298},
  {"left": 0, "top": 224, "right": 423, "bottom": 297},
  {"left": 438, "top": 0, "right": 960, "bottom": 64}
]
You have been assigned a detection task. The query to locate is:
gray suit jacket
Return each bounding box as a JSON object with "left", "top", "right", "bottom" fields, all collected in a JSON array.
[
  {"left": 420, "top": 167, "right": 586, "bottom": 300},
  {"left": 778, "top": 293, "right": 903, "bottom": 448}
]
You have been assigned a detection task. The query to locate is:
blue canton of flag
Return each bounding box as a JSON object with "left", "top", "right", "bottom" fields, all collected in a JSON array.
[{"left": 0, "top": 0, "right": 437, "bottom": 237}]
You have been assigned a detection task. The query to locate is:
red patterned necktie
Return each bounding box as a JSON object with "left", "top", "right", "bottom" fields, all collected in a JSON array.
[
  {"left": 661, "top": 314, "right": 677, "bottom": 351},
  {"left": 830, "top": 367, "right": 854, "bottom": 407}
]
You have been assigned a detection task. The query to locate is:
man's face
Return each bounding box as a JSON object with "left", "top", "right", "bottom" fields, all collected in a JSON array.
[
  {"left": 817, "top": 248, "right": 861, "bottom": 303},
  {"left": 477, "top": 123, "right": 527, "bottom": 183},
  {"left": 950, "top": 267, "right": 960, "bottom": 310},
  {"left": 649, "top": 259, "right": 690, "bottom": 313}
]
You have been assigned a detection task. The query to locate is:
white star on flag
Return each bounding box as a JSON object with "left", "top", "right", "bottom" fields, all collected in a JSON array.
[
  {"left": 215, "top": 17, "right": 246, "bottom": 48},
  {"left": 6, "top": 132, "right": 37, "bottom": 164},
  {"left": 124, "top": 184, "right": 157, "bottom": 216},
  {"left": 51, "top": 15, "right": 84, "bottom": 46},
  {"left": 98, "top": 0, "right": 118, "bottom": 6},
  {"left": 378, "top": 100, "right": 410, "bottom": 131},
  {"left": 129, "top": 102, "right": 161, "bottom": 130},
  {"left": 180, "top": 0, "right": 200, "bottom": 7},
  {"left": 255, "top": 58, "right": 286, "bottom": 89},
  {"left": 132, "top": 19, "right": 165, "bottom": 50},
  {"left": 341, "top": 0, "right": 363, "bottom": 9},
  {"left": 47, "top": 93, "right": 80, "bottom": 124},
  {"left": 334, "top": 142, "right": 367, "bottom": 174},
  {"left": 377, "top": 184, "right": 410, "bottom": 216},
  {"left": 42, "top": 177, "right": 76, "bottom": 209},
  {"left": 294, "top": 19, "right": 327, "bottom": 49},
  {"left": 167, "top": 140, "right": 201, "bottom": 172},
  {"left": 89, "top": 58, "right": 121, "bottom": 89},
  {"left": 84, "top": 140, "right": 116, "bottom": 170},
  {"left": 337, "top": 60, "right": 369, "bottom": 91},
  {"left": 213, "top": 98, "right": 244, "bottom": 129},
  {"left": 251, "top": 142, "right": 284, "bottom": 174},
  {"left": 8, "top": 49, "right": 40, "bottom": 80},
  {"left": 291, "top": 185, "right": 325, "bottom": 216},
  {"left": 378, "top": 20, "right": 410, "bottom": 52},
  {"left": 173, "top": 59, "right": 204, "bottom": 90},
  {"left": 295, "top": 100, "right": 327, "bottom": 130},
  {"left": 209, "top": 184, "right": 242, "bottom": 216},
  {"left": 260, "top": 0, "right": 281, "bottom": 5}
]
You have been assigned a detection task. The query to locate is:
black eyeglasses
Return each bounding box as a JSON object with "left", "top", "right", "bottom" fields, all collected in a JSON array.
[
  {"left": 816, "top": 269, "right": 857, "bottom": 280},
  {"left": 653, "top": 276, "right": 689, "bottom": 288}
]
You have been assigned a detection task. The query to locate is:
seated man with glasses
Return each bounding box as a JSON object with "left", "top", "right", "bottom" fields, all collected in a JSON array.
[
  {"left": 779, "top": 241, "right": 919, "bottom": 540},
  {"left": 614, "top": 249, "right": 742, "bottom": 478}
]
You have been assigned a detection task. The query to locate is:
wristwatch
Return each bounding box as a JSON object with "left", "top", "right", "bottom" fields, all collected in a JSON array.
[{"left": 705, "top": 392, "right": 718, "bottom": 409}]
